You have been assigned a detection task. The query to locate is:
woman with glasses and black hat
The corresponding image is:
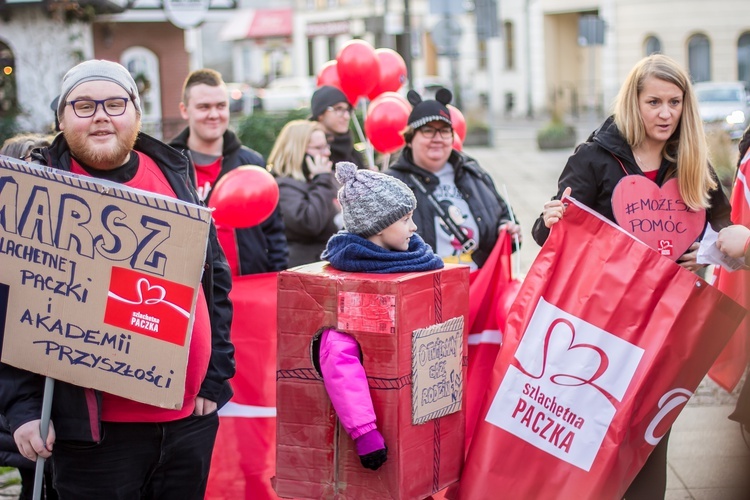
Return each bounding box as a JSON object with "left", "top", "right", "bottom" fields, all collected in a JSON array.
[
  {"left": 385, "top": 88, "right": 520, "bottom": 270},
  {"left": 310, "top": 85, "right": 368, "bottom": 170}
]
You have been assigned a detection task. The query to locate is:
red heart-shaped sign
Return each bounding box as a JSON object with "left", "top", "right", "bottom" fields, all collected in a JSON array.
[{"left": 611, "top": 176, "right": 706, "bottom": 260}]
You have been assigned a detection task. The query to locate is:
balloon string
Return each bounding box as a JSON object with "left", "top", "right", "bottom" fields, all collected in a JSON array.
[
  {"left": 381, "top": 153, "right": 390, "bottom": 172},
  {"left": 351, "top": 101, "right": 375, "bottom": 169},
  {"left": 502, "top": 183, "right": 522, "bottom": 278}
]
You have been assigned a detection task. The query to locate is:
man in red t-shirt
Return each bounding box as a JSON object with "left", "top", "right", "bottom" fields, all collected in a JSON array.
[
  {"left": 171, "top": 69, "right": 288, "bottom": 275},
  {"left": 0, "top": 59, "right": 235, "bottom": 500}
]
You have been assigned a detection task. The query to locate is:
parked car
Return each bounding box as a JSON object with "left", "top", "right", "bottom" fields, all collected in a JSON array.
[
  {"left": 225, "top": 82, "right": 261, "bottom": 116},
  {"left": 399, "top": 76, "right": 453, "bottom": 100},
  {"left": 694, "top": 81, "right": 750, "bottom": 140},
  {"left": 414, "top": 76, "right": 454, "bottom": 100},
  {"left": 256, "top": 77, "right": 314, "bottom": 113}
]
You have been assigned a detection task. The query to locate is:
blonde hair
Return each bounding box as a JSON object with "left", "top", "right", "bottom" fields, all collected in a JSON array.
[
  {"left": 268, "top": 120, "right": 326, "bottom": 182},
  {"left": 613, "top": 54, "right": 714, "bottom": 210}
]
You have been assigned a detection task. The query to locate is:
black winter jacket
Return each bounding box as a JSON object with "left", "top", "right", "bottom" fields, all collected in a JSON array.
[
  {"left": 0, "top": 416, "right": 31, "bottom": 470},
  {"left": 531, "top": 116, "right": 732, "bottom": 246},
  {"left": 276, "top": 172, "right": 340, "bottom": 267},
  {"left": 0, "top": 132, "right": 235, "bottom": 442},
  {"left": 170, "top": 128, "right": 288, "bottom": 275},
  {"left": 387, "top": 148, "right": 515, "bottom": 268},
  {"left": 329, "top": 132, "right": 366, "bottom": 170}
]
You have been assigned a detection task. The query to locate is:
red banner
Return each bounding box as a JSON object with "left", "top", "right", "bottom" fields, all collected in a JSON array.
[
  {"left": 206, "top": 273, "right": 280, "bottom": 500},
  {"left": 709, "top": 149, "right": 750, "bottom": 392},
  {"left": 458, "top": 198, "right": 744, "bottom": 500},
  {"left": 465, "top": 230, "right": 521, "bottom": 451}
]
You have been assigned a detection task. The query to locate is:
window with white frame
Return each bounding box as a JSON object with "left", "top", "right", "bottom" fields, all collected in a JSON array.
[
  {"left": 644, "top": 36, "right": 662, "bottom": 56},
  {"left": 121, "top": 47, "right": 162, "bottom": 136},
  {"left": 739, "top": 32, "right": 750, "bottom": 87},
  {"left": 504, "top": 21, "right": 515, "bottom": 70},
  {"left": 688, "top": 34, "right": 711, "bottom": 83}
]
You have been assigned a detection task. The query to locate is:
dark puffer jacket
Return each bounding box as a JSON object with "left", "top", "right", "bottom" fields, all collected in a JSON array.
[
  {"left": 329, "top": 132, "right": 367, "bottom": 170},
  {"left": 276, "top": 172, "right": 341, "bottom": 267}
]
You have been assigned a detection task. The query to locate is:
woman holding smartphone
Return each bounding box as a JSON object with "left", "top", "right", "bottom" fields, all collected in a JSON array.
[{"left": 269, "top": 120, "right": 342, "bottom": 267}]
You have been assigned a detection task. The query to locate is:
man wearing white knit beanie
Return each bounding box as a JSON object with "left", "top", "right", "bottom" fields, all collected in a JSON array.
[{"left": 1, "top": 59, "right": 235, "bottom": 499}]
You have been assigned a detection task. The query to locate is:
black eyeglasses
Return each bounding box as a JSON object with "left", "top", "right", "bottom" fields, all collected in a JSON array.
[
  {"left": 67, "top": 98, "right": 130, "bottom": 118},
  {"left": 418, "top": 126, "right": 453, "bottom": 140},
  {"left": 327, "top": 105, "right": 352, "bottom": 116}
]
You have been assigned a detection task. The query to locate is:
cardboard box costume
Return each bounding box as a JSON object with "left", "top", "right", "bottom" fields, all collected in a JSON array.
[{"left": 275, "top": 262, "right": 469, "bottom": 499}]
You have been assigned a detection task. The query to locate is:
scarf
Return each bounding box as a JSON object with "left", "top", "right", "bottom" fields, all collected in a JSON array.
[{"left": 322, "top": 231, "right": 444, "bottom": 273}]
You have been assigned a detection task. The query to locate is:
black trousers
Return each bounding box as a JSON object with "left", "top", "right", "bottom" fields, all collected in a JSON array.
[
  {"left": 623, "top": 430, "right": 670, "bottom": 500},
  {"left": 51, "top": 412, "right": 219, "bottom": 500}
]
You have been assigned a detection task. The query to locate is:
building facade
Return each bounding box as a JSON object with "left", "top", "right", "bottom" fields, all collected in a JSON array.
[
  {"left": 0, "top": 3, "right": 95, "bottom": 133},
  {"left": 495, "top": 0, "right": 750, "bottom": 120}
]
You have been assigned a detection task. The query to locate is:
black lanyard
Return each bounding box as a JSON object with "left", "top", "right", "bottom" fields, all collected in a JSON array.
[{"left": 408, "top": 173, "right": 477, "bottom": 253}]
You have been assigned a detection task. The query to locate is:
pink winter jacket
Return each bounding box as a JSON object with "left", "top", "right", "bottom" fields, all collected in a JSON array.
[{"left": 319, "top": 328, "right": 378, "bottom": 439}]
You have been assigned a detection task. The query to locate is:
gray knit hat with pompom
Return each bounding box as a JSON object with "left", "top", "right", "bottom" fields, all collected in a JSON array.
[{"left": 335, "top": 161, "right": 416, "bottom": 237}]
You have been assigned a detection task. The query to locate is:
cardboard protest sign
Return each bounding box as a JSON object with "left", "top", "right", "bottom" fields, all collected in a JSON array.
[
  {"left": 412, "top": 316, "right": 464, "bottom": 425},
  {"left": 612, "top": 177, "right": 706, "bottom": 259},
  {"left": 0, "top": 155, "right": 211, "bottom": 409}
]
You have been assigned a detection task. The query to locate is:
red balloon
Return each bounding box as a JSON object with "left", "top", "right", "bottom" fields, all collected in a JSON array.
[
  {"left": 453, "top": 134, "right": 463, "bottom": 152},
  {"left": 316, "top": 60, "right": 341, "bottom": 89},
  {"left": 208, "top": 166, "right": 279, "bottom": 228},
  {"left": 367, "top": 48, "right": 407, "bottom": 101},
  {"left": 336, "top": 40, "right": 379, "bottom": 105},
  {"left": 365, "top": 97, "right": 410, "bottom": 154},
  {"left": 368, "top": 91, "right": 410, "bottom": 115},
  {"left": 448, "top": 105, "right": 467, "bottom": 142}
]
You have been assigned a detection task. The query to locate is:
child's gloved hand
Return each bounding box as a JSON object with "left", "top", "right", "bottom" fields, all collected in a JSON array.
[{"left": 355, "top": 428, "right": 387, "bottom": 470}]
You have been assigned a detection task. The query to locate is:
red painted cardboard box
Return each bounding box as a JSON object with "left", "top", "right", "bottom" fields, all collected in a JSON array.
[{"left": 274, "top": 262, "right": 469, "bottom": 499}]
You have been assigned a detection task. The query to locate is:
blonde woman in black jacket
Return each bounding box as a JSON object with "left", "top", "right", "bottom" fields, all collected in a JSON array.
[
  {"left": 269, "top": 120, "right": 342, "bottom": 267},
  {"left": 533, "top": 54, "right": 731, "bottom": 500}
]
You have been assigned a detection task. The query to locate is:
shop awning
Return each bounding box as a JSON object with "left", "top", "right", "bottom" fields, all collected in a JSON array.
[{"left": 220, "top": 8, "right": 292, "bottom": 41}]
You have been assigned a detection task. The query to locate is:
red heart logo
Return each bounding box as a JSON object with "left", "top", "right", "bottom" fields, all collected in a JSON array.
[
  {"left": 611, "top": 177, "right": 706, "bottom": 260},
  {"left": 137, "top": 278, "right": 167, "bottom": 304},
  {"left": 543, "top": 319, "right": 609, "bottom": 389},
  {"left": 513, "top": 317, "right": 615, "bottom": 400}
]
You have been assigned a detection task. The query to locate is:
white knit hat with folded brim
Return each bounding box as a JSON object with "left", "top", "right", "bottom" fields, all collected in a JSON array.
[{"left": 58, "top": 59, "right": 142, "bottom": 119}]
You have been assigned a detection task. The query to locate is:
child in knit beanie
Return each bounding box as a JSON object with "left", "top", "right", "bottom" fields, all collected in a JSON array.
[
  {"left": 322, "top": 161, "right": 444, "bottom": 272},
  {"left": 317, "top": 162, "right": 443, "bottom": 471}
]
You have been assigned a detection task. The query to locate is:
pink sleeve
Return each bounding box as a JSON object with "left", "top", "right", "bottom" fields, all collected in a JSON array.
[{"left": 319, "top": 328, "right": 377, "bottom": 439}]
